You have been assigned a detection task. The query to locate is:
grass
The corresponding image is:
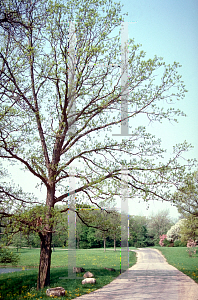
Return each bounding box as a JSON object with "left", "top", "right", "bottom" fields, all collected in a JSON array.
[
  {"left": 154, "top": 246, "right": 198, "bottom": 284},
  {"left": 0, "top": 247, "right": 137, "bottom": 299}
]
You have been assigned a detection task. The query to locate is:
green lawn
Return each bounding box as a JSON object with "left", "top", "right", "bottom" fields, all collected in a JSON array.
[
  {"left": 0, "top": 247, "right": 137, "bottom": 300},
  {"left": 154, "top": 246, "right": 198, "bottom": 284}
]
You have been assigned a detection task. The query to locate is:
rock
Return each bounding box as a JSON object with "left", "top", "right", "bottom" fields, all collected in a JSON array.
[
  {"left": 73, "top": 267, "right": 85, "bottom": 273},
  {"left": 104, "top": 267, "right": 116, "bottom": 271},
  {"left": 82, "top": 278, "right": 96, "bottom": 285},
  {"left": 46, "top": 287, "right": 65, "bottom": 297},
  {"left": 83, "top": 271, "right": 94, "bottom": 278}
]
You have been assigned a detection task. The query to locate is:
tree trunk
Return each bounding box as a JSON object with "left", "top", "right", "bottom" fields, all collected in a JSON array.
[
  {"left": 36, "top": 183, "right": 55, "bottom": 289},
  {"left": 104, "top": 238, "right": 106, "bottom": 252},
  {"left": 114, "top": 236, "right": 116, "bottom": 251},
  {"left": 37, "top": 231, "right": 52, "bottom": 290}
]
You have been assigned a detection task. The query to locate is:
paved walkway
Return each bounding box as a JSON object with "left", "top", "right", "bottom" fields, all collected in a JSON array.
[
  {"left": 0, "top": 268, "right": 28, "bottom": 274},
  {"left": 72, "top": 248, "right": 198, "bottom": 300}
]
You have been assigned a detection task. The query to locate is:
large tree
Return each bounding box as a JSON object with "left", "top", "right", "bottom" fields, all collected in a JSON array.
[{"left": 0, "top": 0, "right": 195, "bottom": 289}]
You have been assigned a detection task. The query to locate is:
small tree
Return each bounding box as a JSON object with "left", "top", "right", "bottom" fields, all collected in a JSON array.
[
  {"left": 186, "top": 239, "right": 197, "bottom": 257},
  {"left": 94, "top": 210, "right": 115, "bottom": 252},
  {"left": 108, "top": 211, "right": 121, "bottom": 251},
  {"left": 0, "top": 247, "right": 19, "bottom": 265},
  {"left": 166, "top": 219, "right": 185, "bottom": 242}
]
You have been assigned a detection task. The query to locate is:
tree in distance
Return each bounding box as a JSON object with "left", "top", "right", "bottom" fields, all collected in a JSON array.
[
  {"left": 0, "top": 0, "right": 195, "bottom": 289},
  {"left": 179, "top": 215, "right": 198, "bottom": 243},
  {"left": 173, "top": 171, "right": 198, "bottom": 218},
  {"left": 94, "top": 209, "right": 121, "bottom": 252},
  {"left": 172, "top": 171, "right": 198, "bottom": 243},
  {"left": 166, "top": 219, "right": 185, "bottom": 243},
  {"left": 129, "top": 215, "right": 152, "bottom": 247},
  {"left": 147, "top": 209, "right": 174, "bottom": 244}
]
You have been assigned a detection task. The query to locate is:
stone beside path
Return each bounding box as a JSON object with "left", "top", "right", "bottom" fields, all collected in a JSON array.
[{"left": 71, "top": 248, "right": 198, "bottom": 300}]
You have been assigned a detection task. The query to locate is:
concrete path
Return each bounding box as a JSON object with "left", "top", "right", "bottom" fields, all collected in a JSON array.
[
  {"left": 0, "top": 268, "right": 29, "bottom": 274},
  {"left": 72, "top": 248, "right": 198, "bottom": 300}
]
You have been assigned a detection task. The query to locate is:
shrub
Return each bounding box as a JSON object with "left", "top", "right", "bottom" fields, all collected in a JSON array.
[
  {"left": 0, "top": 247, "right": 19, "bottom": 265},
  {"left": 186, "top": 239, "right": 197, "bottom": 257},
  {"left": 154, "top": 238, "right": 160, "bottom": 246},
  {"left": 174, "top": 240, "right": 187, "bottom": 247},
  {"left": 135, "top": 241, "right": 144, "bottom": 248},
  {"left": 174, "top": 240, "right": 181, "bottom": 247},
  {"left": 163, "top": 238, "right": 171, "bottom": 247},
  {"left": 159, "top": 234, "right": 167, "bottom": 247}
]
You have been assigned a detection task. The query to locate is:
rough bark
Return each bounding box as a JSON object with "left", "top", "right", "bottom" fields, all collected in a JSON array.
[
  {"left": 37, "top": 231, "right": 52, "bottom": 290},
  {"left": 37, "top": 188, "right": 54, "bottom": 290}
]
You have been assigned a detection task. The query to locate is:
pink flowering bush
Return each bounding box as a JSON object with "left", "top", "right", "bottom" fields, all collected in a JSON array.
[
  {"left": 186, "top": 239, "right": 197, "bottom": 257},
  {"left": 159, "top": 234, "right": 167, "bottom": 247}
]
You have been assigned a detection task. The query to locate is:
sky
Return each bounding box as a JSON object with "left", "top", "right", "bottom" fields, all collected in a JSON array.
[
  {"left": 114, "top": 0, "right": 198, "bottom": 219},
  {"left": 3, "top": 0, "right": 198, "bottom": 221},
  {"left": 120, "top": 0, "right": 198, "bottom": 158}
]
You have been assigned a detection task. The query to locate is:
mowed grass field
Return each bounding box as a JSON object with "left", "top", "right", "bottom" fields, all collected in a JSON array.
[
  {"left": 0, "top": 247, "right": 137, "bottom": 300},
  {"left": 155, "top": 247, "right": 198, "bottom": 284}
]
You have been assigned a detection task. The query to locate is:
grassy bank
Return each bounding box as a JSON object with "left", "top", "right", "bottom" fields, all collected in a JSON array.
[
  {"left": 155, "top": 246, "right": 198, "bottom": 284},
  {"left": 0, "top": 247, "right": 137, "bottom": 299}
]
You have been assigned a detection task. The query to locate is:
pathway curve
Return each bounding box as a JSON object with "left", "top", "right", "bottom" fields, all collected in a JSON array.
[{"left": 72, "top": 248, "right": 198, "bottom": 300}]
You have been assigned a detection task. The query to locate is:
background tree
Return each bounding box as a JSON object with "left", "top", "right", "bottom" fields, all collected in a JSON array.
[
  {"left": 92, "top": 210, "right": 113, "bottom": 252},
  {"left": 76, "top": 218, "right": 84, "bottom": 249},
  {"left": 10, "top": 232, "right": 26, "bottom": 251},
  {"left": 129, "top": 215, "right": 152, "bottom": 247},
  {"left": 172, "top": 171, "right": 198, "bottom": 244},
  {"left": 179, "top": 215, "right": 198, "bottom": 243},
  {"left": 75, "top": 205, "right": 105, "bottom": 249},
  {"left": 135, "top": 225, "right": 152, "bottom": 248},
  {"left": 107, "top": 210, "right": 121, "bottom": 251},
  {"left": 166, "top": 219, "right": 185, "bottom": 242},
  {"left": 173, "top": 171, "right": 198, "bottom": 217},
  {"left": 52, "top": 210, "right": 68, "bottom": 249},
  {"left": 147, "top": 209, "right": 174, "bottom": 245},
  {"left": 0, "top": 0, "right": 195, "bottom": 289}
]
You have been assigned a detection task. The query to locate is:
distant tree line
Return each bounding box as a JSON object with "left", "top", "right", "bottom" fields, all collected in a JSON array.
[{"left": 0, "top": 205, "right": 175, "bottom": 250}]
